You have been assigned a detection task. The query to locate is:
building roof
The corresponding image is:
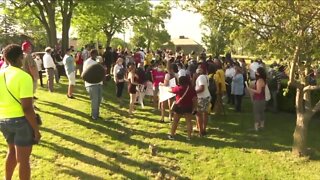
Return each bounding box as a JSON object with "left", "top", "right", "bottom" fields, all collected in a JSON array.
[{"left": 170, "top": 37, "right": 201, "bottom": 46}]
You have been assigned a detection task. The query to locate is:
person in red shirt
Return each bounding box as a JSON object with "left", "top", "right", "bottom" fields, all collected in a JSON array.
[
  {"left": 75, "top": 50, "right": 84, "bottom": 77},
  {"left": 166, "top": 76, "right": 197, "bottom": 140}
]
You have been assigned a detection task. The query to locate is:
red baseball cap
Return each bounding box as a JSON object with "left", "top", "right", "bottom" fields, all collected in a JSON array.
[{"left": 22, "top": 41, "right": 31, "bottom": 51}]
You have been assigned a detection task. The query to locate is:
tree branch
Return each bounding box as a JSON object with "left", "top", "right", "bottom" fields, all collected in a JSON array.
[{"left": 303, "top": 85, "right": 320, "bottom": 93}]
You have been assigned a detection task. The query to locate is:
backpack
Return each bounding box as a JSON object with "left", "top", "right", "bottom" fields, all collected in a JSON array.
[
  {"left": 208, "top": 74, "right": 217, "bottom": 95},
  {"left": 116, "top": 67, "right": 126, "bottom": 80}
]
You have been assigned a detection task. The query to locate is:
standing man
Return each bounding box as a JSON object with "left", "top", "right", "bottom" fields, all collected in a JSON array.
[
  {"left": 21, "top": 41, "right": 39, "bottom": 96},
  {"left": 63, "top": 48, "right": 76, "bottom": 99},
  {"left": 81, "top": 45, "right": 90, "bottom": 64},
  {"left": 103, "top": 47, "right": 113, "bottom": 75},
  {"left": 43, "top": 47, "right": 56, "bottom": 92},
  {"left": 83, "top": 50, "right": 103, "bottom": 120}
]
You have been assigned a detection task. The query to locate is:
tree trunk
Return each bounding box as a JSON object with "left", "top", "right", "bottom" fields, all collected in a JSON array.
[
  {"left": 106, "top": 33, "right": 113, "bottom": 48},
  {"left": 61, "top": 16, "right": 71, "bottom": 55},
  {"left": 292, "top": 88, "right": 311, "bottom": 156},
  {"left": 292, "top": 112, "right": 311, "bottom": 156},
  {"left": 147, "top": 39, "right": 151, "bottom": 52}
]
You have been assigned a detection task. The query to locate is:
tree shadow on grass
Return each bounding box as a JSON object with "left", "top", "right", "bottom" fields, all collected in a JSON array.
[
  {"left": 33, "top": 153, "right": 105, "bottom": 180},
  {"left": 40, "top": 109, "right": 188, "bottom": 156},
  {"left": 39, "top": 139, "right": 147, "bottom": 179},
  {"left": 40, "top": 127, "right": 186, "bottom": 179}
]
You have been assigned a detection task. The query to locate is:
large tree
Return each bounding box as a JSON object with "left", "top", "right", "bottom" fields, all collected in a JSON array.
[
  {"left": 6, "top": 0, "right": 77, "bottom": 53},
  {"left": 74, "top": 0, "right": 149, "bottom": 48},
  {"left": 131, "top": 1, "right": 171, "bottom": 51},
  {"left": 190, "top": 0, "right": 320, "bottom": 156}
]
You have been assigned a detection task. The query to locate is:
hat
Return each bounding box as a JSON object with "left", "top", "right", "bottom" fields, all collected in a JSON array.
[
  {"left": 45, "top": 47, "right": 52, "bottom": 52},
  {"left": 22, "top": 41, "right": 31, "bottom": 51}
]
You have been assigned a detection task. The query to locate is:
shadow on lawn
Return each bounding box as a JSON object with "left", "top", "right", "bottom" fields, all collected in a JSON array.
[
  {"left": 41, "top": 109, "right": 188, "bottom": 155},
  {"left": 40, "top": 127, "right": 186, "bottom": 179},
  {"left": 33, "top": 154, "right": 105, "bottom": 180}
]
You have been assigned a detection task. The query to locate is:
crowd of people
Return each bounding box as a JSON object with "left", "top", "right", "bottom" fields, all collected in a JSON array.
[{"left": 0, "top": 41, "right": 307, "bottom": 179}]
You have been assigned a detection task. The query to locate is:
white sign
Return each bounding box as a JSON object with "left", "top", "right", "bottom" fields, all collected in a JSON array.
[{"left": 159, "top": 86, "right": 176, "bottom": 102}]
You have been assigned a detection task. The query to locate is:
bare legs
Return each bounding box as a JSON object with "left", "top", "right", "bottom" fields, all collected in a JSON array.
[
  {"left": 129, "top": 93, "right": 136, "bottom": 114},
  {"left": 170, "top": 113, "right": 193, "bottom": 139},
  {"left": 196, "top": 111, "right": 209, "bottom": 135},
  {"left": 67, "top": 85, "right": 74, "bottom": 97},
  {"left": 5, "top": 144, "right": 32, "bottom": 180},
  {"left": 5, "top": 144, "right": 17, "bottom": 180}
]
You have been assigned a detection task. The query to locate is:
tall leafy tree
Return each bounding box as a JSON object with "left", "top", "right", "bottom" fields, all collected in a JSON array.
[
  {"left": 6, "top": 0, "right": 77, "bottom": 52},
  {"left": 191, "top": 0, "right": 320, "bottom": 156},
  {"left": 131, "top": 1, "right": 171, "bottom": 51},
  {"left": 74, "top": 0, "right": 149, "bottom": 48}
]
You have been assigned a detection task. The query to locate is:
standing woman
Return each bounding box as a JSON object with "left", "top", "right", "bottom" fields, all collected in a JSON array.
[
  {"left": 160, "top": 63, "right": 178, "bottom": 122},
  {"left": 127, "top": 63, "right": 139, "bottom": 115},
  {"left": 232, "top": 64, "right": 244, "bottom": 112},
  {"left": 167, "top": 76, "right": 197, "bottom": 140},
  {"left": 0, "top": 44, "right": 41, "bottom": 179},
  {"left": 113, "top": 58, "right": 125, "bottom": 108},
  {"left": 247, "top": 67, "right": 267, "bottom": 131},
  {"left": 195, "top": 66, "right": 211, "bottom": 136}
]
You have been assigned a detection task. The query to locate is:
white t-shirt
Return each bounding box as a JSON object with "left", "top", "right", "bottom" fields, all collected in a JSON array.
[
  {"left": 34, "top": 58, "right": 42, "bottom": 71},
  {"left": 113, "top": 64, "right": 124, "bottom": 82},
  {"left": 43, "top": 53, "right": 55, "bottom": 69},
  {"left": 249, "top": 62, "right": 260, "bottom": 79},
  {"left": 195, "top": 74, "right": 211, "bottom": 98},
  {"left": 83, "top": 58, "right": 103, "bottom": 87},
  {"left": 81, "top": 49, "right": 89, "bottom": 62},
  {"left": 225, "top": 67, "right": 235, "bottom": 78},
  {"left": 139, "top": 51, "right": 145, "bottom": 63}
]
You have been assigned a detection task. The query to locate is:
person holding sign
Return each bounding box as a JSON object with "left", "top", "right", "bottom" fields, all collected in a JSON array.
[{"left": 159, "top": 63, "right": 178, "bottom": 122}]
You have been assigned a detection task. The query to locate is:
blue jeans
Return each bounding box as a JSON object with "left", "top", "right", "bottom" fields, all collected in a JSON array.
[
  {"left": 86, "top": 85, "right": 103, "bottom": 119},
  {"left": 0, "top": 117, "right": 34, "bottom": 146}
]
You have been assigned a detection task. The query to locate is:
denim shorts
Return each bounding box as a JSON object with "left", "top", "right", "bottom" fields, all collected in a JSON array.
[{"left": 0, "top": 117, "right": 34, "bottom": 146}]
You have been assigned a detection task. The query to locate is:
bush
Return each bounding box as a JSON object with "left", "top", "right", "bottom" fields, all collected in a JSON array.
[{"left": 277, "top": 82, "right": 320, "bottom": 113}]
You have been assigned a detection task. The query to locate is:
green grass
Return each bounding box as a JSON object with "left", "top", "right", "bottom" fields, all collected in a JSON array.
[{"left": 1, "top": 77, "right": 320, "bottom": 179}]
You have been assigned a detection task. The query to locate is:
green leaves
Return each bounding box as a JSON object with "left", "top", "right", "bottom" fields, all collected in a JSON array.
[
  {"left": 73, "top": 0, "right": 149, "bottom": 47},
  {"left": 131, "top": 1, "right": 171, "bottom": 50}
]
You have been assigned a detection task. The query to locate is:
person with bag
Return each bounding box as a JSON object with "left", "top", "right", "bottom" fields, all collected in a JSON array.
[
  {"left": 167, "top": 75, "right": 197, "bottom": 141},
  {"left": 82, "top": 49, "right": 104, "bottom": 120},
  {"left": 247, "top": 67, "right": 267, "bottom": 131},
  {"left": 0, "top": 44, "right": 41, "bottom": 179}
]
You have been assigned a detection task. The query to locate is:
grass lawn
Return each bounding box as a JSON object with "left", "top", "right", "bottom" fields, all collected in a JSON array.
[{"left": 1, "top": 77, "right": 320, "bottom": 179}]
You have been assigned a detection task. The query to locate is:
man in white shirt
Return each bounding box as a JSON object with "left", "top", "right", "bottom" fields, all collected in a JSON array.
[
  {"left": 195, "top": 67, "right": 211, "bottom": 136},
  {"left": 83, "top": 49, "right": 103, "bottom": 120},
  {"left": 43, "top": 47, "right": 56, "bottom": 92}
]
